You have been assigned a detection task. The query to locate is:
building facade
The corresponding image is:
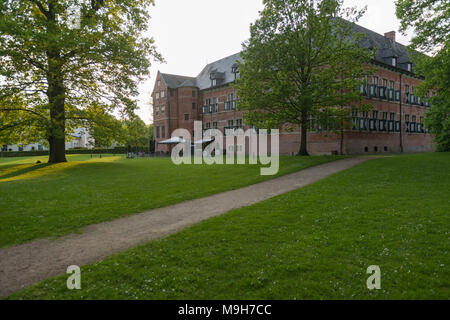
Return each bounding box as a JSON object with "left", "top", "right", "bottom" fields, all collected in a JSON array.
[{"left": 151, "top": 24, "right": 433, "bottom": 155}]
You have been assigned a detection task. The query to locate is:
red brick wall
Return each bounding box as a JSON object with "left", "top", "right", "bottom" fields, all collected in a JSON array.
[{"left": 152, "top": 65, "right": 434, "bottom": 155}]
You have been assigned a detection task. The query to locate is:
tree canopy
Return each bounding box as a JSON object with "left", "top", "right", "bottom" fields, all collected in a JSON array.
[
  {"left": 396, "top": 0, "right": 450, "bottom": 151},
  {"left": 235, "top": 0, "right": 373, "bottom": 155},
  {"left": 0, "top": 0, "right": 162, "bottom": 162}
]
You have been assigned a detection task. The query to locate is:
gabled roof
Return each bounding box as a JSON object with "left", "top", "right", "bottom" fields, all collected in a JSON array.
[
  {"left": 195, "top": 52, "right": 243, "bottom": 90},
  {"left": 159, "top": 73, "right": 197, "bottom": 89},
  {"left": 351, "top": 23, "right": 415, "bottom": 71},
  {"left": 157, "top": 22, "right": 418, "bottom": 91}
]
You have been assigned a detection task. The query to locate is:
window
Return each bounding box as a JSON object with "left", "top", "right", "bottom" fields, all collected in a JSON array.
[
  {"left": 192, "top": 91, "right": 196, "bottom": 98},
  {"left": 392, "top": 57, "right": 397, "bottom": 66},
  {"left": 382, "top": 79, "right": 387, "bottom": 87},
  {"left": 388, "top": 113, "right": 395, "bottom": 131},
  {"left": 157, "top": 80, "right": 161, "bottom": 87},
  {"left": 205, "top": 123, "right": 211, "bottom": 129},
  {"left": 411, "top": 116, "right": 417, "bottom": 132},
  {"left": 407, "top": 63, "right": 412, "bottom": 72},
  {"left": 236, "top": 119, "right": 243, "bottom": 127},
  {"left": 161, "top": 126, "right": 165, "bottom": 138},
  {"left": 360, "top": 82, "right": 367, "bottom": 95},
  {"left": 155, "top": 92, "right": 160, "bottom": 99},
  {"left": 161, "top": 91, "right": 165, "bottom": 98},
  {"left": 369, "top": 77, "right": 378, "bottom": 97},
  {"left": 228, "top": 120, "right": 234, "bottom": 127},
  {"left": 160, "top": 105, "right": 165, "bottom": 115},
  {"left": 213, "top": 97, "right": 219, "bottom": 112},
  {"left": 184, "top": 114, "right": 189, "bottom": 121},
  {"left": 192, "top": 103, "right": 196, "bottom": 110},
  {"left": 156, "top": 126, "right": 160, "bottom": 138},
  {"left": 390, "top": 81, "right": 395, "bottom": 89},
  {"left": 352, "top": 109, "right": 359, "bottom": 130},
  {"left": 212, "top": 79, "right": 217, "bottom": 87},
  {"left": 372, "top": 76, "right": 379, "bottom": 85},
  {"left": 405, "top": 85, "right": 410, "bottom": 103},
  {"left": 213, "top": 122, "right": 218, "bottom": 129},
  {"left": 370, "top": 111, "right": 378, "bottom": 130},
  {"left": 409, "top": 87, "right": 415, "bottom": 104},
  {"left": 360, "top": 111, "right": 368, "bottom": 130}
]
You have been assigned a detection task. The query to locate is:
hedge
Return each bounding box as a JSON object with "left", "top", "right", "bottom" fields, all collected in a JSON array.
[{"left": 0, "top": 147, "right": 128, "bottom": 158}]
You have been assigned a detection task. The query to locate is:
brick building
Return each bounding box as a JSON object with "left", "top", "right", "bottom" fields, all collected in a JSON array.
[{"left": 152, "top": 23, "right": 434, "bottom": 155}]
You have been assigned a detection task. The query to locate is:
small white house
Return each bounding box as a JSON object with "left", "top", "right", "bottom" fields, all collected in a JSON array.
[
  {"left": 2, "top": 128, "right": 94, "bottom": 152},
  {"left": 65, "top": 128, "right": 94, "bottom": 149}
]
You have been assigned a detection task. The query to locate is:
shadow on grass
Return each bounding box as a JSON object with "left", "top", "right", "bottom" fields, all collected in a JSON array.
[{"left": 0, "top": 163, "right": 52, "bottom": 181}]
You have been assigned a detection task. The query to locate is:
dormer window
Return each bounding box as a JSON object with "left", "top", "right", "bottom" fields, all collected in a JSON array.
[
  {"left": 392, "top": 57, "right": 397, "bottom": 67},
  {"left": 210, "top": 70, "right": 224, "bottom": 87},
  {"left": 232, "top": 64, "right": 239, "bottom": 74},
  {"left": 407, "top": 63, "right": 412, "bottom": 72}
]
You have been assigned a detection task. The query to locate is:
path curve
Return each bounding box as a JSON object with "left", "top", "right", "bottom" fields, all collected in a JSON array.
[{"left": 0, "top": 157, "right": 373, "bottom": 297}]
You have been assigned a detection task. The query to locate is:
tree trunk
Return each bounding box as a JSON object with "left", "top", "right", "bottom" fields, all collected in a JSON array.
[
  {"left": 298, "top": 114, "right": 309, "bottom": 156},
  {"left": 48, "top": 135, "right": 67, "bottom": 163},
  {"left": 46, "top": 50, "right": 67, "bottom": 163}
]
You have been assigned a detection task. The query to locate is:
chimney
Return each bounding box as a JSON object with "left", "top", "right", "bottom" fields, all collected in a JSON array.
[{"left": 384, "top": 31, "right": 396, "bottom": 43}]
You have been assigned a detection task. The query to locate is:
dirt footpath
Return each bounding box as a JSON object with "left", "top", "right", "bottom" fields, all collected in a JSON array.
[{"left": 0, "top": 157, "right": 373, "bottom": 297}]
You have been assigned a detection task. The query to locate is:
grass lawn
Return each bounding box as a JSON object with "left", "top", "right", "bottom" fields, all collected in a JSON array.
[
  {"left": 0, "top": 154, "right": 342, "bottom": 247},
  {"left": 6, "top": 152, "right": 449, "bottom": 300}
]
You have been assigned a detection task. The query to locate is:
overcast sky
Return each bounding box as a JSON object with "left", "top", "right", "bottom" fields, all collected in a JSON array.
[{"left": 135, "top": 0, "right": 415, "bottom": 124}]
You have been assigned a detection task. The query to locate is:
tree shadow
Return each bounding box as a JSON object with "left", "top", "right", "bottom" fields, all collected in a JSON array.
[{"left": 0, "top": 163, "right": 52, "bottom": 181}]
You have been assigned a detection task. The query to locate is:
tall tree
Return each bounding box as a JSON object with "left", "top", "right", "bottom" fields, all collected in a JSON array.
[
  {"left": 396, "top": 0, "right": 449, "bottom": 151},
  {"left": 0, "top": 0, "right": 162, "bottom": 162},
  {"left": 88, "top": 111, "right": 125, "bottom": 149},
  {"left": 235, "top": 0, "right": 373, "bottom": 155},
  {"left": 123, "top": 116, "right": 151, "bottom": 151}
]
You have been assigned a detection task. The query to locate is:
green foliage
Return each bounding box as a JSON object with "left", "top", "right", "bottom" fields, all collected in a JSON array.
[
  {"left": 0, "top": 0, "right": 162, "bottom": 162},
  {"left": 88, "top": 111, "right": 125, "bottom": 148},
  {"left": 235, "top": 0, "right": 374, "bottom": 155},
  {"left": 396, "top": 0, "right": 450, "bottom": 151},
  {"left": 6, "top": 153, "right": 449, "bottom": 299},
  {"left": 122, "top": 116, "right": 152, "bottom": 149},
  {"left": 396, "top": 0, "right": 449, "bottom": 53},
  {"left": 424, "top": 89, "right": 450, "bottom": 151}
]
